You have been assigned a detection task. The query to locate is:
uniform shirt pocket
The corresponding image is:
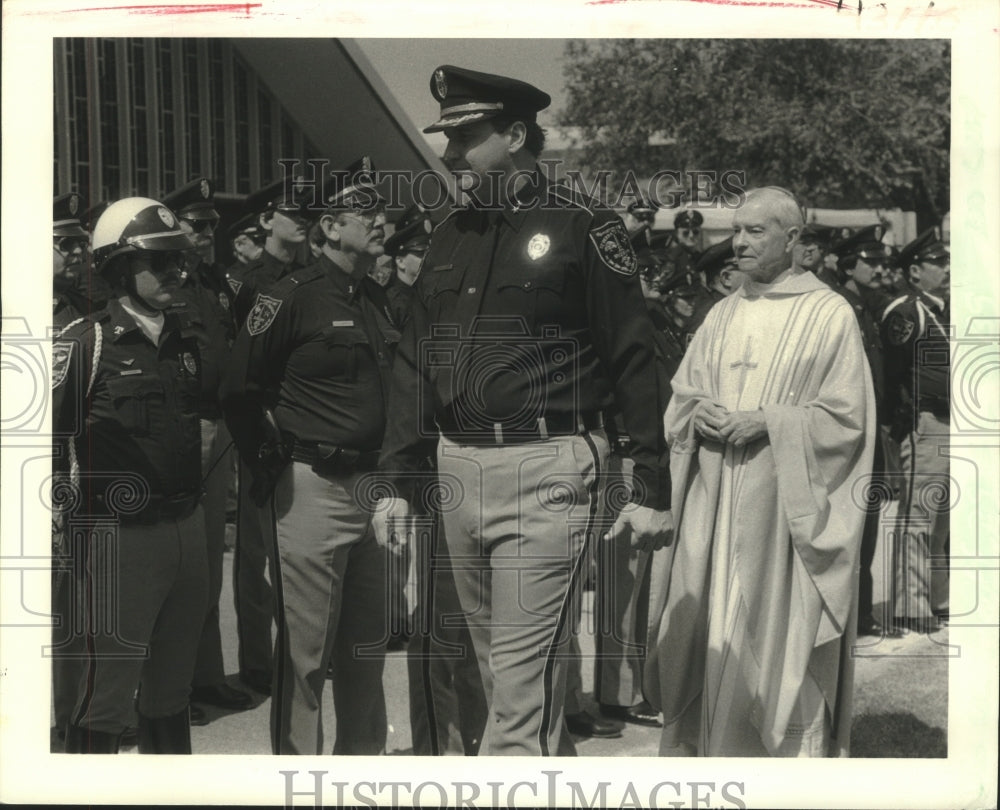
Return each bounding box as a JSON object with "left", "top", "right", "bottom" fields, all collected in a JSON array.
[
  {"left": 320, "top": 325, "right": 370, "bottom": 381},
  {"left": 104, "top": 375, "right": 165, "bottom": 437}
]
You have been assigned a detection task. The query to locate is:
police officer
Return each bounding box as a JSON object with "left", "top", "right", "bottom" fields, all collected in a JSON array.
[
  {"left": 227, "top": 213, "right": 266, "bottom": 270},
  {"left": 383, "top": 205, "right": 433, "bottom": 328},
  {"left": 832, "top": 224, "right": 895, "bottom": 637},
  {"left": 226, "top": 177, "right": 313, "bottom": 698},
  {"left": 686, "top": 236, "right": 743, "bottom": 337},
  {"left": 52, "top": 197, "right": 208, "bottom": 754},
  {"left": 623, "top": 196, "right": 658, "bottom": 247},
  {"left": 161, "top": 178, "right": 253, "bottom": 714},
  {"left": 221, "top": 158, "right": 396, "bottom": 755},
  {"left": 881, "top": 228, "right": 951, "bottom": 635},
  {"left": 376, "top": 65, "right": 673, "bottom": 756},
  {"left": 53, "top": 193, "right": 102, "bottom": 329},
  {"left": 655, "top": 209, "right": 703, "bottom": 293}
]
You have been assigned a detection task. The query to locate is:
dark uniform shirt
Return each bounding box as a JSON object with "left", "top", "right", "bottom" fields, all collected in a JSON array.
[
  {"left": 380, "top": 173, "right": 670, "bottom": 509},
  {"left": 53, "top": 272, "right": 110, "bottom": 332},
  {"left": 228, "top": 248, "right": 301, "bottom": 329},
  {"left": 170, "top": 259, "right": 236, "bottom": 419},
  {"left": 652, "top": 243, "right": 699, "bottom": 298},
  {"left": 685, "top": 287, "right": 725, "bottom": 340},
  {"left": 836, "top": 284, "right": 889, "bottom": 415},
  {"left": 52, "top": 298, "right": 203, "bottom": 510},
  {"left": 220, "top": 253, "right": 400, "bottom": 463},
  {"left": 881, "top": 289, "right": 950, "bottom": 434},
  {"left": 385, "top": 272, "right": 419, "bottom": 330}
]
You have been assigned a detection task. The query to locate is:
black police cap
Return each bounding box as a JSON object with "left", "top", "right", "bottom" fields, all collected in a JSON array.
[
  {"left": 246, "top": 175, "right": 315, "bottom": 217},
  {"left": 423, "top": 65, "right": 551, "bottom": 134},
  {"left": 162, "top": 177, "right": 218, "bottom": 221},
  {"left": 53, "top": 193, "right": 88, "bottom": 238},
  {"left": 82, "top": 200, "right": 110, "bottom": 234},
  {"left": 833, "top": 224, "right": 889, "bottom": 261},
  {"left": 228, "top": 212, "right": 267, "bottom": 243},
  {"left": 695, "top": 236, "right": 737, "bottom": 281},
  {"left": 673, "top": 209, "right": 704, "bottom": 230},
  {"left": 322, "top": 156, "right": 384, "bottom": 213},
  {"left": 899, "top": 227, "right": 949, "bottom": 268},
  {"left": 384, "top": 205, "right": 432, "bottom": 257},
  {"left": 798, "top": 223, "right": 837, "bottom": 247}
]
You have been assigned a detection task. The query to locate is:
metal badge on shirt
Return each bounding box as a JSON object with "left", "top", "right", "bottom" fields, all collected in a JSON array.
[
  {"left": 181, "top": 351, "right": 199, "bottom": 376},
  {"left": 885, "top": 311, "right": 915, "bottom": 345},
  {"left": 247, "top": 295, "right": 282, "bottom": 336},
  {"left": 589, "top": 220, "right": 638, "bottom": 277},
  {"left": 527, "top": 233, "right": 550, "bottom": 261}
]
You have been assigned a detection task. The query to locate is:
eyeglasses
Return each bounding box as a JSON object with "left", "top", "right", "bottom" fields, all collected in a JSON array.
[
  {"left": 342, "top": 208, "right": 386, "bottom": 229},
  {"left": 54, "top": 236, "right": 88, "bottom": 255},
  {"left": 679, "top": 228, "right": 701, "bottom": 237}
]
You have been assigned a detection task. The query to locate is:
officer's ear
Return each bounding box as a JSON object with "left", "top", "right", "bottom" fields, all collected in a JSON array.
[
  {"left": 907, "top": 263, "right": 921, "bottom": 285},
  {"left": 505, "top": 120, "right": 527, "bottom": 155},
  {"left": 319, "top": 213, "right": 340, "bottom": 245},
  {"left": 259, "top": 212, "right": 274, "bottom": 234}
]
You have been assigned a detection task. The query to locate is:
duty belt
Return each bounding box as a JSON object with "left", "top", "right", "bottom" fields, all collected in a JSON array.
[
  {"left": 95, "top": 491, "right": 201, "bottom": 525},
  {"left": 917, "top": 397, "right": 950, "bottom": 419},
  {"left": 437, "top": 410, "right": 604, "bottom": 447},
  {"left": 289, "top": 438, "right": 380, "bottom": 476}
]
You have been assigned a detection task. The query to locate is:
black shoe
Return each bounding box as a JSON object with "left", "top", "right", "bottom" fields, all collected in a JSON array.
[
  {"left": 138, "top": 709, "right": 192, "bottom": 754},
  {"left": 599, "top": 701, "right": 663, "bottom": 728},
  {"left": 191, "top": 682, "right": 254, "bottom": 710},
  {"left": 240, "top": 669, "right": 272, "bottom": 696},
  {"left": 189, "top": 704, "right": 208, "bottom": 726},
  {"left": 565, "top": 711, "right": 623, "bottom": 739},
  {"left": 63, "top": 724, "right": 121, "bottom": 754},
  {"left": 119, "top": 726, "right": 138, "bottom": 747}
]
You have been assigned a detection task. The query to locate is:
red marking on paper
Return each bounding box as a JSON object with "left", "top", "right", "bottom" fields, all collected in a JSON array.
[{"left": 69, "top": 3, "right": 261, "bottom": 15}]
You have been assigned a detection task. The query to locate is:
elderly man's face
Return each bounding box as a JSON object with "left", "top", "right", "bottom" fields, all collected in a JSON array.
[{"left": 732, "top": 198, "right": 795, "bottom": 282}]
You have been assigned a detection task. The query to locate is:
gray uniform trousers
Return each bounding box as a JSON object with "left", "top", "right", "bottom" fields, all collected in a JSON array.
[{"left": 438, "top": 431, "right": 609, "bottom": 756}]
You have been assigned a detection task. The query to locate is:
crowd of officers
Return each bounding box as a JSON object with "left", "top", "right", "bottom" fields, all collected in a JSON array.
[{"left": 50, "top": 66, "right": 950, "bottom": 757}]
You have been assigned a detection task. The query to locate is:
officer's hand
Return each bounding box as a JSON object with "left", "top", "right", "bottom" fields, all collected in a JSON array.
[
  {"left": 604, "top": 505, "right": 674, "bottom": 553},
  {"left": 718, "top": 409, "right": 768, "bottom": 447},
  {"left": 374, "top": 496, "right": 411, "bottom": 549},
  {"left": 694, "top": 401, "right": 729, "bottom": 442}
]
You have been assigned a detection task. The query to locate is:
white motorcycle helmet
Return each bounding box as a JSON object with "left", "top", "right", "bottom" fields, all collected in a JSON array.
[{"left": 92, "top": 197, "right": 194, "bottom": 272}]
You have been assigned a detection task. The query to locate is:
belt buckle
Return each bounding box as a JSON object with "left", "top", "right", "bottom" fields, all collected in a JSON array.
[{"left": 493, "top": 423, "right": 504, "bottom": 445}]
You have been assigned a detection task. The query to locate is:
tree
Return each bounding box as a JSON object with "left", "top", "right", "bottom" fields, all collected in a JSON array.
[{"left": 559, "top": 39, "right": 950, "bottom": 228}]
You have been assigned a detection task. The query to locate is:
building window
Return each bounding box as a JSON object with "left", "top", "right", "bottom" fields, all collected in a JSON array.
[
  {"left": 183, "top": 39, "right": 201, "bottom": 176},
  {"left": 155, "top": 40, "right": 176, "bottom": 195},
  {"left": 258, "top": 89, "right": 273, "bottom": 183},
  {"left": 97, "top": 39, "right": 121, "bottom": 202},
  {"left": 128, "top": 38, "right": 149, "bottom": 197}
]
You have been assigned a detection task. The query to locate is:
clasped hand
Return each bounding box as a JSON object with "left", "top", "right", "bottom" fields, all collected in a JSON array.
[{"left": 694, "top": 402, "right": 768, "bottom": 448}]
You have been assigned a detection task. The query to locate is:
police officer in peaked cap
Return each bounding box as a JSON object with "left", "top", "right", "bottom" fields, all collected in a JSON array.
[
  {"left": 228, "top": 213, "right": 266, "bottom": 269},
  {"left": 53, "top": 193, "right": 102, "bottom": 329},
  {"left": 383, "top": 205, "right": 433, "bottom": 328},
  {"left": 881, "top": 227, "right": 951, "bottom": 635},
  {"left": 53, "top": 198, "right": 207, "bottom": 754},
  {"left": 376, "top": 65, "right": 672, "bottom": 756},
  {"left": 162, "top": 177, "right": 253, "bottom": 715},
  {"left": 221, "top": 156, "right": 397, "bottom": 755}
]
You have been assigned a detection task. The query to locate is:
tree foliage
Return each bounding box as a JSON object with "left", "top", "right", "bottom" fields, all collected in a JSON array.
[{"left": 559, "top": 39, "right": 949, "bottom": 224}]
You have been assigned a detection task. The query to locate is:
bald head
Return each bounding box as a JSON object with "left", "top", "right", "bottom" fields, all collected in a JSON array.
[{"left": 732, "top": 187, "right": 804, "bottom": 283}]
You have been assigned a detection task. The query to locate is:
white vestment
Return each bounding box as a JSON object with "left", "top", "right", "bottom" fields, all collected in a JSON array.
[{"left": 645, "top": 271, "right": 876, "bottom": 757}]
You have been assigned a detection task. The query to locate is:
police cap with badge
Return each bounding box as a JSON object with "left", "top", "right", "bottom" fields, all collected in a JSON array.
[
  {"left": 833, "top": 223, "right": 890, "bottom": 265},
  {"left": 899, "top": 227, "right": 949, "bottom": 269},
  {"left": 798, "top": 223, "right": 837, "bottom": 248},
  {"left": 54, "top": 193, "right": 89, "bottom": 239},
  {"left": 321, "top": 156, "right": 385, "bottom": 214},
  {"left": 162, "top": 177, "right": 220, "bottom": 224},
  {"left": 673, "top": 209, "right": 703, "bottom": 231},
  {"left": 384, "top": 204, "right": 433, "bottom": 258},
  {"left": 694, "top": 236, "right": 736, "bottom": 283},
  {"left": 246, "top": 174, "right": 316, "bottom": 219},
  {"left": 423, "top": 65, "right": 551, "bottom": 133},
  {"left": 627, "top": 196, "right": 659, "bottom": 223}
]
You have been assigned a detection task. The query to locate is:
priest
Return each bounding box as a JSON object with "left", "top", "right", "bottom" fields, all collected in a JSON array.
[{"left": 644, "top": 187, "right": 876, "bottom": 757}]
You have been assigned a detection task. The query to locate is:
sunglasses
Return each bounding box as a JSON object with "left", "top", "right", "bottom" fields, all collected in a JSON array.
[
  {"left": 54, "top": 236, "right": 88, "bottom": 255},
  {"left": 138, "top": 251, "right": 187, "bottom": 274},
  {"left": 182, "top": 217, "right": 219, "bottom": 234}
]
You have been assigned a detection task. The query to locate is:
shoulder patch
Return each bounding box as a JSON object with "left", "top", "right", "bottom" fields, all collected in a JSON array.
[
  {"left": 246, "top": 295, "right": 282, "bottom": 336},
  {"left": 227, "top": 277, "right": 243, "bottom": 295},
  {"left": 589, "top": 219, "right": 638, "bottom": 278},
  {"left": 52, "top": 341, "right": 75, "bottom": 389},
  {"left": 885, "top": 311, "right": 915, "bottom": 346}
]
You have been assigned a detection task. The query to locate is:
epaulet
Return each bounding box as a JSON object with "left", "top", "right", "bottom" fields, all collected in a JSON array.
[
  {"left": 269, "top": 264, "right": 325, "bottom": 297},
  {"left": 548, "top": 183, "right": 596, "bottom": 216}
]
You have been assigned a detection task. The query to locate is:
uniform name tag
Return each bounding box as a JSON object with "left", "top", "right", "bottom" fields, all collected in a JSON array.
[
  {"left": 119, "top": 369, "right": 143, "bottom": 376},
  {"left": 332, "top": 320, "right": 354, "bottom": 327}
]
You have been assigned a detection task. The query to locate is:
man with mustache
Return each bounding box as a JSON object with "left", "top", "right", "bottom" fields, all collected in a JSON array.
[
  {"left": 377, "top": 66, "right": 672, "bottom": 756},
  {"left": 53, "top": 198, "right": 207, "bottom": 754},
  {"left": 221, "top": 158, "right": 397, "bottom": 754}
]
